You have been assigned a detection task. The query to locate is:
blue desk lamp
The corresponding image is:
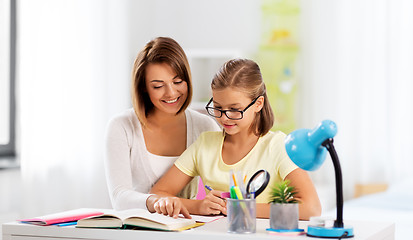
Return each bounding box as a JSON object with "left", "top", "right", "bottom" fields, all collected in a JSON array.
[{"left": 285, "top": 120, "right": 354, "bottom": 238}]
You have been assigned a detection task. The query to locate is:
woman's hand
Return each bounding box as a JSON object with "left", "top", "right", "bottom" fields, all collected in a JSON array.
[
  {"left": 152, "top": 196, "right": 191, "bottom": 219},
  {"left": 149, "top": 166, "right": 227, "bottom": 216},
  {"left": 197, "top": 190, "right": 227, "bottom": 215}
]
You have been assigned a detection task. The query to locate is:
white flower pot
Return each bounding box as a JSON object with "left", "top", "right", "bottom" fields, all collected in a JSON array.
[{"left": 269, "top": 203, "right": 299, "bottom": 230}]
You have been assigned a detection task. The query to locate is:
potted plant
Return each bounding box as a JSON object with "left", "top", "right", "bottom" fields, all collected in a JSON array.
[{"left": 268, "top": 179, "right": 300, "bottom": 230}]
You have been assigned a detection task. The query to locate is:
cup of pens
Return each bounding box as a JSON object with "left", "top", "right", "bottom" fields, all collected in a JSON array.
[
  {"left": 227, "top": 198, "right": 256, "bottom": 234},
  {"left": 226, "top": 169, "right": 269, "bottom": 233}
]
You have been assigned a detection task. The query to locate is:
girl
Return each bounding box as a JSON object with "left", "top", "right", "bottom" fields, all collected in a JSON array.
[
  {"left": 104, "top": 37, "right": 220, "bottom": 211},
  {"left": 148, "top": 58, "right": 321, "bottom": 219}
]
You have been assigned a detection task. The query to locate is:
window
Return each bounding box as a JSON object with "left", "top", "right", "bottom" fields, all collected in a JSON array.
[{"left": 0, "top": 0, "right": 16, "bottom": 159}]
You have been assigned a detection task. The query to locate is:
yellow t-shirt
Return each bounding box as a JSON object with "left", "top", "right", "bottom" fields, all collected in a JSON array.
[{"left": 174, "top": 131, "right": 298, "bottom": 204}]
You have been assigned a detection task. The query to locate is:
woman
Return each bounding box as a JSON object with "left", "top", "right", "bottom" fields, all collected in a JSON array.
[{"left": 104, "top": 37, "right": 220, "bottom": 210}]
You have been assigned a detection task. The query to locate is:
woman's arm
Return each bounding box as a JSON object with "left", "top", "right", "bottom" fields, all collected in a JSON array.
[
  {"left": 104, "top": 116, "right": 152, "bottom": 210},
  {"left": 255, "top": 168, "right": 321, "bottom": 219},
  {"left": 149, "top": 165, "right": 227, "bottom": 217}
]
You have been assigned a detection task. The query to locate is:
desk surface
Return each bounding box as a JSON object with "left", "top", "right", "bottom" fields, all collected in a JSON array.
[{"left": 2, "top": 218, "right": 394, "bottom": 240}]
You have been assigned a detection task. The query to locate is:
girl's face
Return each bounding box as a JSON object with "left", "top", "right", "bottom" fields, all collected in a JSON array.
[
  {"left": 211, "top": 87, "right": 263, "bottom": 136},
  {"left": 145, "top": 62, "right": 188, "bottom": 115}
]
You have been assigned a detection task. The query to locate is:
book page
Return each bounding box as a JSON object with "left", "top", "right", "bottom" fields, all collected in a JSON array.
[
  {"left": 189, "top": 214, "right": 224, "bottom": 223},
  {"left": 123, "top": 209, "right": 196, "bottom": 230},
  {"left": 104, "top": 208, "right": 149, "bottom": 221}
]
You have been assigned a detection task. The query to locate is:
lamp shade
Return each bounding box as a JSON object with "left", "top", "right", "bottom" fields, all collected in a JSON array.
[{"left": 285, "top": 120, "right": 337, "bottom": 171}]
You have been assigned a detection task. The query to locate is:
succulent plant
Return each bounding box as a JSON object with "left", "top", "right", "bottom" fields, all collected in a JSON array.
[{"left": 268, "top": 179, "right": 300, "bottom": 204}]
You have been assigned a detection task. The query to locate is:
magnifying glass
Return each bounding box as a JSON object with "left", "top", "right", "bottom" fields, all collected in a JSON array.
[{"left": 246, "top": 169, "right": 270, "bottom": 198}]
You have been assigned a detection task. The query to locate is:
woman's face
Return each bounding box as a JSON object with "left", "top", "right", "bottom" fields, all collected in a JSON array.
[
  {"left": 145, "top": 62, "right": 188, "bottom": 115},
  {"left": 211, "top": 87, "right": 262, "bottom": 136}
]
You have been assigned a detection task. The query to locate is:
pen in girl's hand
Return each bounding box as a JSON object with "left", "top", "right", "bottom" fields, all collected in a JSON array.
[{"left": 206, "top": 185, "right": 230, "bottom": 199}]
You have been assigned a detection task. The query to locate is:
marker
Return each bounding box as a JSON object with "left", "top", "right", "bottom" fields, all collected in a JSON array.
[
  {"left": 230, "top": 186, "right": 237, "bottom": 199},
  {"left": 233, "top": 186, "right": 244, "bottom": 200},
  {"left": 205, "top": 185, "right": 212, "bottom": 191},
  {"left": 53, "top": 221, "right": 77, "bottom": 227}
]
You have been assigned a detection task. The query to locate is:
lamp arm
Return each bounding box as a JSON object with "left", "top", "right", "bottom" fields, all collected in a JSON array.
[{"left": 322, "top": 138, "right": 344, "bottom": 228}]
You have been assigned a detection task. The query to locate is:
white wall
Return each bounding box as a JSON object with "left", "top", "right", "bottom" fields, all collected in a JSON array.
[
  {"left": 127, "top": 0, "right": 260, "bottom": 57},
  {"left": 127, "top": 0, "right": 261, "bottom": 105}
]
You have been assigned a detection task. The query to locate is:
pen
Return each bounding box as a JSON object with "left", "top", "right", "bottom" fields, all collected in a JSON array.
[
  {"left": 232, "top": 173, "right": 238, "bottom": 187},
  {"left": 206, "top": 185, "right": 230, "bottom": 199}
]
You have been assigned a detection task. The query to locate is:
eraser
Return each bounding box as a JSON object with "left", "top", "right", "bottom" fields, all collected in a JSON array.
[{"left": 221, "top": 192, "right": 230, "bottom": 198}]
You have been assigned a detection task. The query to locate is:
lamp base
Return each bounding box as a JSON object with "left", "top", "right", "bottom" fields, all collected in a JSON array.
[{"left": 307, "top": 225, "right": 354, "bottom": 238}]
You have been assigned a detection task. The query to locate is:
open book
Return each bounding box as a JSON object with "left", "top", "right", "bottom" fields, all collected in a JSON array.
[{"left": 76, "top": 208, "right": 199, "bottom": 231}]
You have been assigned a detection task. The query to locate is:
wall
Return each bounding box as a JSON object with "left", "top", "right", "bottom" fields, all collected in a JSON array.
[
  {"left": 127, "top": 0, "right": 261, "bottom": 106},
  {"left": 127, "top": 0, "right": 260, "bottom": 57}
]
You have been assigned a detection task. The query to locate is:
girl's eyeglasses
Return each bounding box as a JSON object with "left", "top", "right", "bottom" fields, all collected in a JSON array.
[{"left": 205, "top": 96, "right": 260, "bottom": 120}]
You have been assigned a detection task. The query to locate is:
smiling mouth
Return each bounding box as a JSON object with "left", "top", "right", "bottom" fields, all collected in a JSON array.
[{"left": 163, "top": 97, "right": 179, "bottom": 104}]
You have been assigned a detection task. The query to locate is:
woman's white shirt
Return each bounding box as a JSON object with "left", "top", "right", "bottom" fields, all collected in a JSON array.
[
  {"left": 147, "top": 152, "right": 178, "bottom": 179},
  {"left": 104, "top": 108, "right": 220, "bottom": 210}
]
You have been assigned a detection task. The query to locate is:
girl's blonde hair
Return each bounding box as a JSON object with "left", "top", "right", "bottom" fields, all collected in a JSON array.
[
  {"left": 131, "top": 37, "right": 192, "bottom": 127},
  {"left": 211, "top": 58, "right": 274, "bottom": 136}
]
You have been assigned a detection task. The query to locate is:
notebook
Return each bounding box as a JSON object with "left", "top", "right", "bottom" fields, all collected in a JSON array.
[{"left": 18, "top": 208, "right": 104, "bottom": 226}]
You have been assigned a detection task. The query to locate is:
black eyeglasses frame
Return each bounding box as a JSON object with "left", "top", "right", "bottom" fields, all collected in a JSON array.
[{"left": 205, "top": 96, "right": 261, "bottom": 120}]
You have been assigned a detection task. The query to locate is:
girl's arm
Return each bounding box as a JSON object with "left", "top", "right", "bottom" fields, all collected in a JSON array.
[
  {"left": 286, "top": 168, "right": 322, "bottom": 220},
  {"left": 256, "top": 168, "right": 321, "bottom": 219},
  {"left": 148, "top": 165, "right": 227, "bottom": 217}
]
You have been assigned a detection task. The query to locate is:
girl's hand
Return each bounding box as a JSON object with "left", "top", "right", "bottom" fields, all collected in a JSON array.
[
  {"left": 198, "top": 190, "right": 227, "bottom": 215},
  {"left": 153, "top": 196, "right": 191, "bottom": 219}
]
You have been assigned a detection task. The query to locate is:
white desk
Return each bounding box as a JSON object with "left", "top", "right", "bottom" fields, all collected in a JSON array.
[{"left": 2, "top": 218, "right": 394, "bottom": 240}]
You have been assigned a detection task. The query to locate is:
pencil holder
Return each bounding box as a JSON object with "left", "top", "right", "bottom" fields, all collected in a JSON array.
[{"left": 227, "top": 198, "right": 256, "bottom": 234}]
